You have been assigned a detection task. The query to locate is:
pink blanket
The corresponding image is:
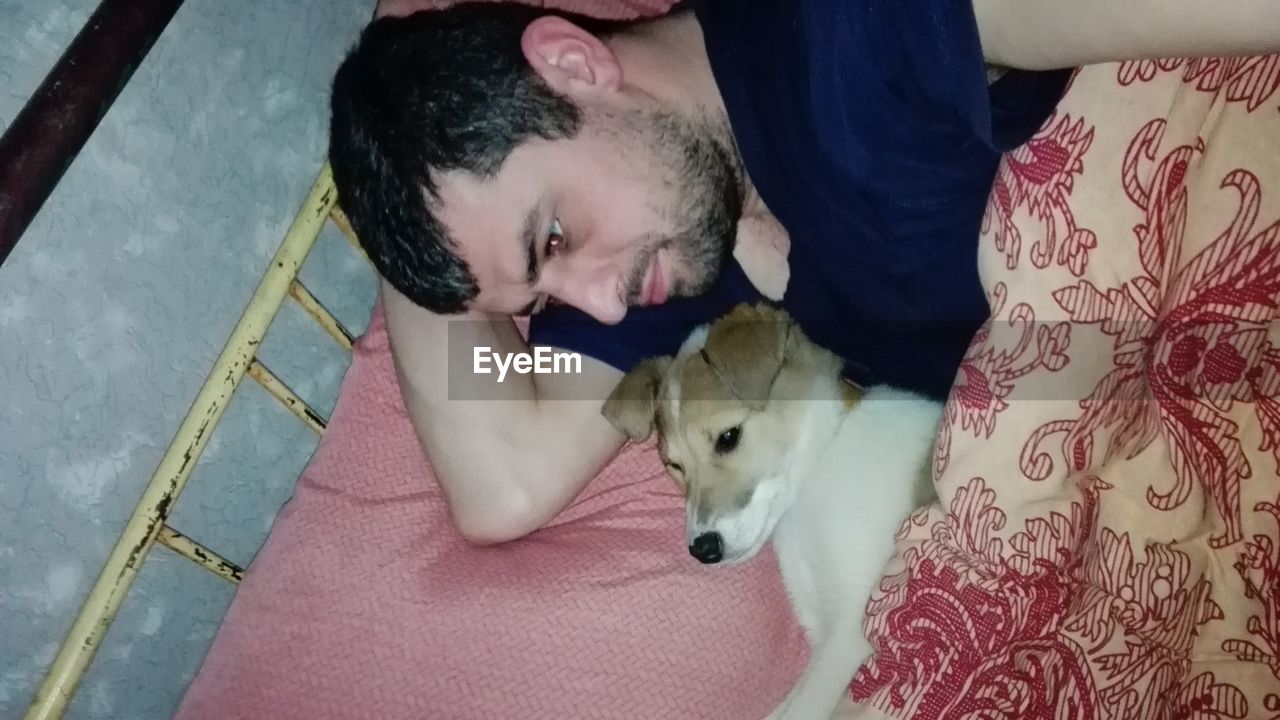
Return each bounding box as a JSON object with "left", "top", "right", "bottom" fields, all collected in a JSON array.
[
  {"left": 180, "top": 3, "right": 815, "bottom": 717},
  {"left": 175, "top": 304, "right": 808, "bottom": 719}
]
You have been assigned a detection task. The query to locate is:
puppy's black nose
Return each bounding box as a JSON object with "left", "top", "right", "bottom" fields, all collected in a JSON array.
[{"left": 689, "top": 532, "right": 724, "bottom": 564}]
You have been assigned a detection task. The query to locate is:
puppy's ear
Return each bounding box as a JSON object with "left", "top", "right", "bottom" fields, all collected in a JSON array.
[
  {"left": 602, "top": 357, "right": 670, "bottom": 441},
  {"left": 701, "top": 303, "right": 795, "bottom": 408}
]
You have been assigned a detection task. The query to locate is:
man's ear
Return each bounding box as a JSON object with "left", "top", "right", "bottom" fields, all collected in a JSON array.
[
  {"left": 601, "top": 356, "right": 670, "bottom": 442},
  {"left": 521, "top": 16, "right": 622, "bottom": 96}
]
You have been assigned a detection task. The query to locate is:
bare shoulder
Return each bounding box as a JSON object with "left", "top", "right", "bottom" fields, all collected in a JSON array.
[{"left": 972, "top": 0, "right": 1280, "bottom": 70}]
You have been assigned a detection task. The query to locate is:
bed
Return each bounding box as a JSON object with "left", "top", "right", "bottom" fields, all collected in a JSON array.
[{"left": 21, "top": 1, "right": 1280, "bottom": 717}]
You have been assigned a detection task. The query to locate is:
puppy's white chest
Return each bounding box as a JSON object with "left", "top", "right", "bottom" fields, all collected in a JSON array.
[{"left": 771, "top": 525, "right": 823, "bottom": 637}]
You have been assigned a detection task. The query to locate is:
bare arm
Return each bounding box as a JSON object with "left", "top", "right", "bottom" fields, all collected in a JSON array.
[
  {"left": 974, "top": 0, "right": 1280, "bottom": 71},
  {"left": 382, "top": 282, "right": 626, "bottom": 545}
]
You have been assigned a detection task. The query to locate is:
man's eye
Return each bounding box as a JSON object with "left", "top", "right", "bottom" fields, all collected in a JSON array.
[{"left": 546, "top": 218, "right": 567, "bottom": 257}]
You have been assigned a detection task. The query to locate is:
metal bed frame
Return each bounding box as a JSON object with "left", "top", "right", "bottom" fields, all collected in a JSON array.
[{"left": 24, "top": 164, "right": 366, "bottom": 719}]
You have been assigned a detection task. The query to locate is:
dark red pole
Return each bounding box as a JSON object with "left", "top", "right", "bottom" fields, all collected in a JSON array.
[{"left": 0, "top": 0, "right": 186, "bottom": 268}]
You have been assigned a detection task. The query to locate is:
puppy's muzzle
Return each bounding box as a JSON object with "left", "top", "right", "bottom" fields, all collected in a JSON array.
[{"left": 689, "top": 532, "right": 724, "bottom": 564}]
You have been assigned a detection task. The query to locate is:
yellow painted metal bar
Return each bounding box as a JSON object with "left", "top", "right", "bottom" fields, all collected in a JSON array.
[
  {"left": 289, "top": 280, "right": 354, "bottom": 351},
  {"left": 155, "top": 525, "right": 243, "bottom": 584},
  {"left": 328, "top": 205, "right": 368, "bottom": 260},
  {"left": 24, "top": 164, "right": 337, "bottom": 720},
  {"left": 247, "top": 358, "right": 327, "bottom": 435}
]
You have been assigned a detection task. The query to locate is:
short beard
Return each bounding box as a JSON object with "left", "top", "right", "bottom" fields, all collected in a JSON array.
[{"left": 621, "top": 111, "right": 744, "bottom": 302}]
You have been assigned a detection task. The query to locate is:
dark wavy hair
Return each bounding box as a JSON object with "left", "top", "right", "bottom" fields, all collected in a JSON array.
[{"left": 329, "top": 3, "right": 625, "bottom": 313}]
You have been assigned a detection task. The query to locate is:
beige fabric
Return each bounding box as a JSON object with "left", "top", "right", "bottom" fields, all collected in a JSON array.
[{"left": 848, "top": 56, "right": 1280, "bottom": 719}]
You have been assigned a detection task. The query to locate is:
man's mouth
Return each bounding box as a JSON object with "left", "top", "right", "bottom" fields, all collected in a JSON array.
[{"left": 642, "top": 254, "right": 667, "bottom": 306}]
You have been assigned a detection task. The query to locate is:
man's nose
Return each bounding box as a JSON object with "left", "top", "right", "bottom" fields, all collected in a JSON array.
[{"left": 551, "top": 265, "right": 625, "bottom": 325}]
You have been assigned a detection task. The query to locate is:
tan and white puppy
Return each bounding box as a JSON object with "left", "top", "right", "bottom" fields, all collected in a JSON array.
[{"left": 602, "top": 303, "right": 941, "bottom": 720}]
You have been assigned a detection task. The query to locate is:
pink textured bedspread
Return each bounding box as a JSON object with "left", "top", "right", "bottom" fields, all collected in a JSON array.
[
  {"left": 175, "top": 303, "right": 808, "bottom": 720},
  {"left": 180, "top": 2, "right": 813, "bottom": 716}
]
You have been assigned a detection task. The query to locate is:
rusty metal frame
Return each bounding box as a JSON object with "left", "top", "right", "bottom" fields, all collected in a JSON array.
[
  {"left": 24, "top": 163, "right": 366, "bottom": 720},
  {"left": 0, "top": 0, "right": 187, "bottom": 268}
]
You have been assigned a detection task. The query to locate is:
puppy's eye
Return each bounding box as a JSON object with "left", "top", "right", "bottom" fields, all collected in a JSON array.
[
  {"left": 665, "top": 461, "right": 684, "bottom": 475},
  {"left": 714, "top": 426, "right": 741, "bottom": 454}
]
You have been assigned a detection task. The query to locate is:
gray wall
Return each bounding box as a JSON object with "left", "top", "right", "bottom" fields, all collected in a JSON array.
[{"left": 0, "top": 2, "right": 379, "bottom": 716}]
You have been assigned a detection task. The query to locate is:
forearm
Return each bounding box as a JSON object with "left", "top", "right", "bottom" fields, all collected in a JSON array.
[
  {"left": 387, "top": 297, "right": 543, "bottom": 510},
  {"left": 420, "top": 396, "right": 623, "bottom": 539},
  {"left": 382, "top": 283, "right": 624, "bottom": 542},
  {"left": 402, "top": 367, "right": 624, "bottom": 543},
  {"left": 399, "top": 374, "right": 591, "bottom": 540},
  {"left": 973, "top": 0, "right": 1280, "bottom": 71}
]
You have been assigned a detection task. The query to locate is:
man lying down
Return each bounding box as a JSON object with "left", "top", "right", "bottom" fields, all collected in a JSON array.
[{"left": 322, "top": 0, "right": 1280, "bottom": 715}]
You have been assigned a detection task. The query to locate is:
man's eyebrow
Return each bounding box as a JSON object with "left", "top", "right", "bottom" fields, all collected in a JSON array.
[{"left": 523, "top": 205, "right": 540, "bottom": 284}]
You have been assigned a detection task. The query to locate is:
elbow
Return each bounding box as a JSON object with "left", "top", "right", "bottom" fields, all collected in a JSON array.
[
  {"left": 452, "top": 512, "right": 537, "bottom": 547},
  {"left": 448, "top": 488, "right": 547, "bottom": 547},
  {"left": 429, "top": 430, "right": 604, "bottom": 546}
]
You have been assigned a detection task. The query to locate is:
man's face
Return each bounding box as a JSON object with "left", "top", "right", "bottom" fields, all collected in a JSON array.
[{"left": 435, "top": 109, "right": 742, "bottom": 323}]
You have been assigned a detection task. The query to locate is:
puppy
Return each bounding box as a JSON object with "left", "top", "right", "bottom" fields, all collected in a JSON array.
[{"left": 602, "top": 303, "right": 941, "bottom": 720}]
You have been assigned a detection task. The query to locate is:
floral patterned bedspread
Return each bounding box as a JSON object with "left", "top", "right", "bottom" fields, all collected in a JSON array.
[{"left": 851, "top": 57, "right": 1280, "bottom": 719}]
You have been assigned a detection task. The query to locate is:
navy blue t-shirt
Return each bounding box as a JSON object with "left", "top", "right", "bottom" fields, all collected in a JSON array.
[{"left": 528, "top": 0, "right": 1069, "bottom": 400}]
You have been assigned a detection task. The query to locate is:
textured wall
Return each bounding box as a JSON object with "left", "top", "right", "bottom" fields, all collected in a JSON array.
[{"left": 0, "top": 2, "right": 378, "bottom": 717}]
